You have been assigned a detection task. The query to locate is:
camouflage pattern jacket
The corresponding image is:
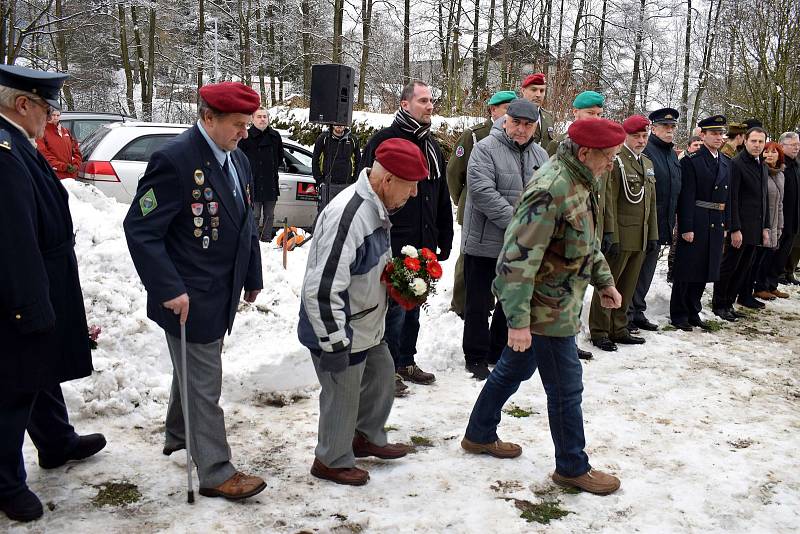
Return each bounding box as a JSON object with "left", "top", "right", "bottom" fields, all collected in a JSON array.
[{"left": 493, "top": 143, "right": 614, "bottom": 337}]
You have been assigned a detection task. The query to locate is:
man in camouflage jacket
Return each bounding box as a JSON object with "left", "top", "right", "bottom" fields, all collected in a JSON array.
[{"left": 460, "top": 118, "right": 625, "bottom": 496}]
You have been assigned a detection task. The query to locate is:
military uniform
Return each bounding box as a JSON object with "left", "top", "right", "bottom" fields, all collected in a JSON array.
[
  {"left": 589, "top": 147, "right": 657, "bottom": 342},
  {"left": 533, "top": 108, "right": 555, "bottom": 148}
]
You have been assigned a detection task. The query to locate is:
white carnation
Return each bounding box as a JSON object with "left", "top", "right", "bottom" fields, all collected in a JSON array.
[
  {"left": 401, "top": 245, "right": 418, "bottom": 258},
  {"left": 410, "top": 278, "right": 427, "bottom": 296}
]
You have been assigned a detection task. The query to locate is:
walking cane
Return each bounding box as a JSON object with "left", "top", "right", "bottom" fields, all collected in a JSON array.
[{"left": 180, "top": 322, "right": 195, "bottom": 504}]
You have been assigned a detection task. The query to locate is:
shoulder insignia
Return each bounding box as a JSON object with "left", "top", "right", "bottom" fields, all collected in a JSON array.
[
  {"left": 139, "top": 188, "right": 158, "bottom": 216},
  {"left": 686, "top": 151, "right": 698, "bottom": 158},
  {"left": 0, "top": 129, "right": 11, "bottom": 151},
  {"left": 455, "top": 145, "right": 465, "bottom": 158},
  {"left": 720, "top": 152, "right": 731, "bottom": 160}
]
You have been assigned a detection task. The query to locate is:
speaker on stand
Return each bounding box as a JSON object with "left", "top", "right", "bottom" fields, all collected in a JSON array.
[{"left": 309, "top": 64, "right": 355, "bottom": 125}]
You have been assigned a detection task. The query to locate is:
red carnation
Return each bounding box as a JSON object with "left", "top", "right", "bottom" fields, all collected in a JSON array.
[
  {"left": 420, "top": 248, "right": 437, "bottom": 261},
  {"left": 426, "top": 261, "right": 443, "bottom": 279},
  {"left": 404, "top": 257, "right": 421, "bottom": 272}
]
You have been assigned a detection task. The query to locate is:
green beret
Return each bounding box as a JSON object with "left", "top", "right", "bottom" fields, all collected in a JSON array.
[
  {"left": 487, "top": 90, "right": 518, "bottom": 106},
  {"left": 572, "top": 91, "right": 604, "bottom": 109}
]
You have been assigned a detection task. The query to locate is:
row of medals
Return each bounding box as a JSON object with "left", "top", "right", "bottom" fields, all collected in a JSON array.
[{"left": 192, "top": 169, "right": 219, "bottom": 249}]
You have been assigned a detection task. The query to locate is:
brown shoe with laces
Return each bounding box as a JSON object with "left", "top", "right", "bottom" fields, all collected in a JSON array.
[
  {"left": 551, "top": 468, "right": 620, "bottom": 495},
  {"left": 353, "top": 432, "right": 410, "bottom": 459},
  {"left": 771, "top": 289, "right": 790, "bottom": 299},
  {"left": 310, "top": 458, "right": 369, "bottom": 486},
  {"left": 397, "top": 364, "right": 436, "bottom": 384},
  {"left": 198, "top": 471, "right": 266, "bottom": 500},
  {"left": 461, "top": 437, "right": 522, "bottom": 458},
  {"left": 754, "top": 290, "right": 777, "bottom": 301}
]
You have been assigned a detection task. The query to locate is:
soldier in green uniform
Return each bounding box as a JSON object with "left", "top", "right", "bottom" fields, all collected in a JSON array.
[
  {"left": 520, "top": 73, "right": 555, "bottom": 148},
  {"left": 721, "top": 122, "right": 747, "bottom": 159},
  {"left": 589, "top": 115, "right": 658, "bottom": 351},
  {"left": 459, "top": 118, "right": 625, "bottom": 496},
  {"left": 545, "top": 91, "right": 605, "bottom": 156},
  {"left": 447, "top": 90, "right": 517, "bottom": 316}
]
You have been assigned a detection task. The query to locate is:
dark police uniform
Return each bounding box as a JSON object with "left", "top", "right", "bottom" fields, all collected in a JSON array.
[
  {"left": 0, "top": 65, "right": 100, "bottom": 522},
  {"left": 670, "top": 115, "right": 731, "bottom": 327},
  {"left": 123, "top": 122, "right": 262, "bottom": 488}
]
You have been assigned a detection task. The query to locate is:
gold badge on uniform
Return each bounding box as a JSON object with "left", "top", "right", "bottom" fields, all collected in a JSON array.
[
  {"left": 193, "top": 228, "right": 202, "bottom": 237},
  {"left": 193, "top": 216, "right": 203, "bottom": 228},
  {"left": 192, "top": 189, "right": 201, "bottom": 200},
  {"left": 210, "top": 216, "right": 220, "bottom": 228},
  {"left": 211, "top": 228, "right": 219, "bottom": 241},
  {"left": 194, "top": 169, "right": 205, "bottom": 186}
]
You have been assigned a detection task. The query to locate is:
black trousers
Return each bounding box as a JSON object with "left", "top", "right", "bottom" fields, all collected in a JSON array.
[
  {"left": 0, "top": 385, "right": 78, "bottom": 499},
  {"left": 767, "top": 231, "right": 798, "bottom": 287},
  {"left": 670, "top": 281, "right": 706, "bottom": 324},
  {"left": 750, "top": 247, "right": 773, "bottom": 293},
  {"left": 712, "top": 242, "right": 757, "bottom": 309},
  {"left": 463, "top": 254, "right": 507, "bottom": 365}
]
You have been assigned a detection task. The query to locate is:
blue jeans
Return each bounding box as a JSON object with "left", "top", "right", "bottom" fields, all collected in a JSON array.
[
  {"left": 383, "top": 300, "right": 420, "bottom": 368},
  {"left": 464, "top": 335, "right": 591, "bottom": 478}
]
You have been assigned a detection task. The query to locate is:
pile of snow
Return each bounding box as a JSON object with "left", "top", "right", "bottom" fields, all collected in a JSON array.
[{"left": 272, "top": 106, "right": 484, "bottom": 132}]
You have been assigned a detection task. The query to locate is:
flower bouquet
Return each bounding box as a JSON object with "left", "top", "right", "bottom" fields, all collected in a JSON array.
[{"left": 380, "top": 245, "right": 443, "bottom": 310}]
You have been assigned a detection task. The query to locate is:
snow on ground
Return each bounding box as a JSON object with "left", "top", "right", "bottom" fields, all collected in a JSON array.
[
  {"left": 272, "top": 106, "right": 484, "bottom": 133},
  {"left": 4, "top": 180, "right": 800, "bottom": 533}
]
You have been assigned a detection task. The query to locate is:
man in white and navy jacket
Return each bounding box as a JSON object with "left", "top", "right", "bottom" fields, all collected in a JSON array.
[{"left": 298, "top": 137, "right": 428, "bottom": 485}]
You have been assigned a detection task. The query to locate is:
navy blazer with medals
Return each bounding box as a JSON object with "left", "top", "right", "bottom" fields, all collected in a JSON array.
[
  {"left": 124, "top": 124, "right": 263, "bottom": 344},
  {"left": 674, "top": 145, "right": 730, "bottom": 283},
  {"left": 0, "top": 115, "right": 92, "bottom": 392}
]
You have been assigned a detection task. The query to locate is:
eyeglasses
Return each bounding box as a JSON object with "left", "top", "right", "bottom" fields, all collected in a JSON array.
[{"left": 27, "top": 96, "right": 53, "bottom": 118}]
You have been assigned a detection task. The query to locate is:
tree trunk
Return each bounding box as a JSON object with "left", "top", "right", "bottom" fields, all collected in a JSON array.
[
  {"left": 595, "top": 0, "right": 607, "bottom": 88},
  {"left": 471, "top": 0, "right": 480, "bottom": 97},
  {"left": 255, "top": 2, "right": 266, "bottom": 103},
  {"left": 197, "top": 0, "right": 204, "bottom": 94},
  {"left": 567, "top": 0, "right": 585, "bottom": 62},
  {"left": 54, "top": 0, "right": 73, "bottom": 109},
  {"left": 145, "top": 7, "right": 155, "bottom": 120},
  {"left": 500, "top": 0, "right": 509, "bottom": 87},
  {"left": 332, "top": 0, "right": 343, "bottom": 63},
  {"left": 480, "top": 0, "right": 495, "bottom": 88},
  {"left": 626, "top": 0, "right": 646, "bottom": 115},
  {"left": 680, "top": 0, "right": 692, "bottom": 134},
  {"left": 403, "top": 0, "right": 410, "bottom": 83},
  {"left": 118, "top": 3, "right": 136, "bottom": 117},
  {"left": 268, "top": 2, "right": 276, "bottom": 105},
  {"left": 690, "top": 0, "right": 722, "bottom": 128},
  {"left": 357, "top": 0, "right": 373, "bottom": 107},
  {"left": 301, "top": 0, "right": 311, "bottom": 97}
]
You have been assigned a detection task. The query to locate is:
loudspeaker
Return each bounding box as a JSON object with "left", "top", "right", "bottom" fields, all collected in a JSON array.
[{"left": 309, "top": 64, "right": 354, "bottom": 125}]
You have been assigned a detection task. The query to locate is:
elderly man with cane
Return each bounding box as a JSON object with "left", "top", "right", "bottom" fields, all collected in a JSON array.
[{"left": 124, "top": 81, "right": 265, "bottom": 500}]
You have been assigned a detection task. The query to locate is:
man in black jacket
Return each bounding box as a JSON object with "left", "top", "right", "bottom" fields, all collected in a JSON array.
[
  {"left": 772, "top": 132, "right": 800, "bottom": 285},
  {"left": 712, "top": 127, "right": 770, "bottom": 319},
  {"left": 628, "top": 108, "right": 682, "bottom": 331},
  {"left": 360, "top": 80, "right": 454, "bottom": 394},
  {"left": 312, "top": 124, "right": 360, "bottom": 212},
  {"left": 239, "top": 107, "right": 283, "bottom": 241}
]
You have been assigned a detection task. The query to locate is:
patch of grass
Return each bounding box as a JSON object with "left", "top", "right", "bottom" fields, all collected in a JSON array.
[
  {"left": 512, "top": 498, "right": 572, "bottom": 524},
  {"left": 92, "top": 481, "right": 141, "bottom": 507},
  {"left": 410, "top": 435, "right": 433, "bottom": 447},
  {"left": 661, "top": 324, "right": 676, "bottom": 331},
  {"left": 702, "top": 320, "right": 724, "bottom": 332},
  {"left": 560, "top": 486, "right": 581, "bottom": 495},
  {"left": 504, "top": 404, "right": 532, "bottom": 418},
  {"left": 383, "top": 425, "right": 398, "bottom": 432}
]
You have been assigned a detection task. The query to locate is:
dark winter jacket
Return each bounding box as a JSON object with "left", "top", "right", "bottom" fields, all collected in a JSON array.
[
  {"left": 643, "top": 133, "right": 681, "bottom": 244},
  {"left": 782, "top": 156, "right": 800, "bottom": 235},
  {"left": 730, "top": 150, "right": 769, "bottom": 246},
  {"left": 238, "top": 125, "right": 283, "bottom": 202},
  {"left": 359, "top": 124, "right": 454, "bottom": 258},
  {"left": 312, "top": 128, "right": 360, "bottom": 185}
]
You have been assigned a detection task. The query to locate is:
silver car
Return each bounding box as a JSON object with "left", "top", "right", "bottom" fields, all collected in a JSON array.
[{"left": 77, "top": 122, "right": 319, "bottom": 230}]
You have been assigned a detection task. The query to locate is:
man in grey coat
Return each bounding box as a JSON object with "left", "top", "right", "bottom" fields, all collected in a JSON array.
[{"left": 461, "top": 99, "right": 550, "bottom": 379}]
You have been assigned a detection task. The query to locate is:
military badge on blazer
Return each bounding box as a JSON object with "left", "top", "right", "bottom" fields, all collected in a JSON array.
[
  {"left": 193, "top": 217, "right": 203, "bottom": 228},
  {"left": 139, "top": 188, "right": 158, "bottom": 216},
  {"left": 191, "top": 203, "right": 204, "bottom": 216},
  {"left": 202, "top": 235, "right": 210, "bottom": 249},
  {"left": 194, "top": 169, "right": 205, "bottom": 185},
  {"left": 193, "top": 228, "right": 202, "bottom": 237},
  {"left": 192, "top": 189, "right": 202, "bottom": 200},
  {"left": 211, "top": 228, "right": 219, "bottom": 241},
  {"left": 210, "top": 216, "right": 220, "bottom": 228},
  {"left": 208, "top": 201, "right": 219, "bottom": 215},
  {"left": 203, "top": 187, "right": 213, "bottom": 201}
]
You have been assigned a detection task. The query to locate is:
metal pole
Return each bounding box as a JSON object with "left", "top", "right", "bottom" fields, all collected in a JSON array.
[{"left": 180, "top": 323, "right": 195, "bottom": 504}]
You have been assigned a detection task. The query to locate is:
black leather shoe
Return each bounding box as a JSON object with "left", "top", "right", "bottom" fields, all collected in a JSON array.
[
  {"left": 39, "top": 433, "right": 107, "bottom": 469},
  {"left": 671, "top": 322, "right": 693, "bottom": 331},
  {"left": 788, "top": 277, "right": 800, "bottom": 286},
  {"left": 626, "top": 323, "right": 640, "bottom": 335},
  {"left": 633, "top": 318, "right": 659, "bottom": 331},
  {"left": 0, "top": 488, "right": 43, "bottom": 522},
  {"left": 737, "top": 296, "right": 765, "bottom": 309},
  {"left": 577, "top": 348, "right": 593, "bottom": 360},
  {"left": 610, "top": 333, "right": 646, "bottom": 345},
  {"left": 730, "top": 308, "right": 747, "bottom": 319},
  {"left": 162, "top": 444, "right": 185, "bottom": 456},
  {"left": 591, "top": 337, "right": 618, "bottom": 352},
  {"left": 465, "top": 362, "right": 491, "bottom": 380},
  {"left": 688, "top": 317, "right": 710, "bottom": 330},
  {"left": 713, "top": 308, "right": 737, "bottom": 322}
]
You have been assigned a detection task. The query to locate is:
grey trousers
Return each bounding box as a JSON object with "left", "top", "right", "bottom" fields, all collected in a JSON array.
[
  {"left": 164, "top": 334, "right": 236, "bottom": 488},
  {"left": 628, "top": 245, "right": 661, "bottom": 322},
  {"left": 311, "top": 342, "right": 395, "bottom": 468},
  {"left": 253, "top": 200, "right": 277, "bottom": 242}
]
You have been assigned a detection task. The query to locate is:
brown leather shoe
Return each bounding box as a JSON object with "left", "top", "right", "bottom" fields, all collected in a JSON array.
[
  {"left": 771, "top": 289, "right": 790, "bottom": 299},
  {"left": 352, "top": 432, "right": 410, "bottom": 459},
  {"left": 461, "top": 437, "right": 522, "bottom": 459},
  {"left": 552, "top": 468, "right": 620, "bottom": 495},
  {"left": 310, "top": 458, "right": 369, "bottom": 486},
  {"left": 397, "top": 364, "right": 436, "bottom": 385},
  {"left": 394, "top": 374, "right": 409, "bottom": 398},
  {"left": 754, "top": 290, "right": 777, "bottom": 301},
  {"left": 198, "top": 471, "right": 266, "bottom": 500}
]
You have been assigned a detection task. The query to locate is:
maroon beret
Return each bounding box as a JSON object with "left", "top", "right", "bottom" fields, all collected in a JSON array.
[
  {"left": 567, "top": 118, "right": 626, "bottom": 149},
  {"left": 522, "top": 73, "right": 547, "bottom": 87},
  {"left": 622, "top": 114, "right": 651, "bottom": 134},
  {"left": 199, "top": 81, "right": 261, "bottom": 114},
  {"left": 375, "top": 138, "right": 429, "bottom": 182}
]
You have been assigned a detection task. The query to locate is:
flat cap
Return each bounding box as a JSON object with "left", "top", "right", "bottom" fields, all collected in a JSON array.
[
  {"left": 744, "top": 118, "right": 763, "bottom": 129},
  {"left": 376, "top": 138, "right": 429, "bottom": 182},
  {"left": 487, "top": 90, "right": 518, "bottom": 106},
  {"left": 521, "top": 73, "right": 547, "bottom": 87},
  {"left": 649, "top": 107, "right": 679, "bottom": 125},
  {"left": 572, "top": 91, "right": 604, "bottom": 110},
  {"left": 505, "top": 99, "right": 540, "bottom": 122},
  {"left": 622, "top": 115, "right": 651, "bottom": 134},
  {"left": 199, "top": 81, "right": 261, "bottom": 114},
  {"left": 697, "top": 114, "right": 727, "bottom": 131},
  {"left": 0, "top": 64, "right": 68, "bottom": 109},
  {"left": 568, "top": 118, "right": 626, "bottom": 149}
]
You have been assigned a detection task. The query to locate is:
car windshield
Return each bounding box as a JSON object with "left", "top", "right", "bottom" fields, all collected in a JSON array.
[{"left": 80, "top": 125, "right": 113, "bottom": 158}]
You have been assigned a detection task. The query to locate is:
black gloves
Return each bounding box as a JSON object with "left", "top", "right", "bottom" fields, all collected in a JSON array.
[
  {"left": 601, "top": 233, "right": 619, "bottom": 258},
  {"left": 320, "top": 346, "right": 350, "bottom": 373},
  {"left": 646, "top": 240, "right": 659, "bottom": 254},
  {"left": 437, "top": 248, "right": 451, "bottom": 262}
]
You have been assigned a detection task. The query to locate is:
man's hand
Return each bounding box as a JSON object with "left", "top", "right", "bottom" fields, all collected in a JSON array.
[
  {"left": 646, "top": 240, "right": 659, "bottom": 254},
  {"left": 605, "top": 241, "right": 620, "bottom": 259},
  {"left": 731, "top": 230, "right": 743, "bottom": 248},
  {"left": 507, "top": 327, "right": 532, "bottom": 352},
  {"left": 437, "top": 248, "right": 451, "bottom": 261},
  {"left": 682, "top": 231, "right": 694, "bottom": 243},
  {"left": 163, "top": 293, "right": 190, "bottom": 325},
  {"left": 320, "top": 347, "right": 350, "bottom": 373},
  {"left": 66, "top": 163, "right": 77, "bottom": 174},
  {"left": 601, "top": 233, "right": 614, "bottom": 254},
  {"left": 762, "top": 228, "right": 770, "bottom": 247},
  {"left": 243, "top": 289, "right": 261, "bottom": 303},
  {"left": 598, "top": 286, "right": 622, "bottom": 309}
]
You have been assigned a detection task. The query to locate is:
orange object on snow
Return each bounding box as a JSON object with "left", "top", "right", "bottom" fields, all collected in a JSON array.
[{"left": 274, "top": 226, "right": 306, "bottom": 251}]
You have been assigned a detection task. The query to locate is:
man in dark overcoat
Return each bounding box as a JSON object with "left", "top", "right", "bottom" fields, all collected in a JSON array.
[
  {"left": 670, "top": 115, "right": 731, "bottom": 330},
  {"left": 124, "top": 82, "right": 266, "bottom": 500},
  {"left": 0, "top": 65, "right": 105, "bottom": 523}
]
